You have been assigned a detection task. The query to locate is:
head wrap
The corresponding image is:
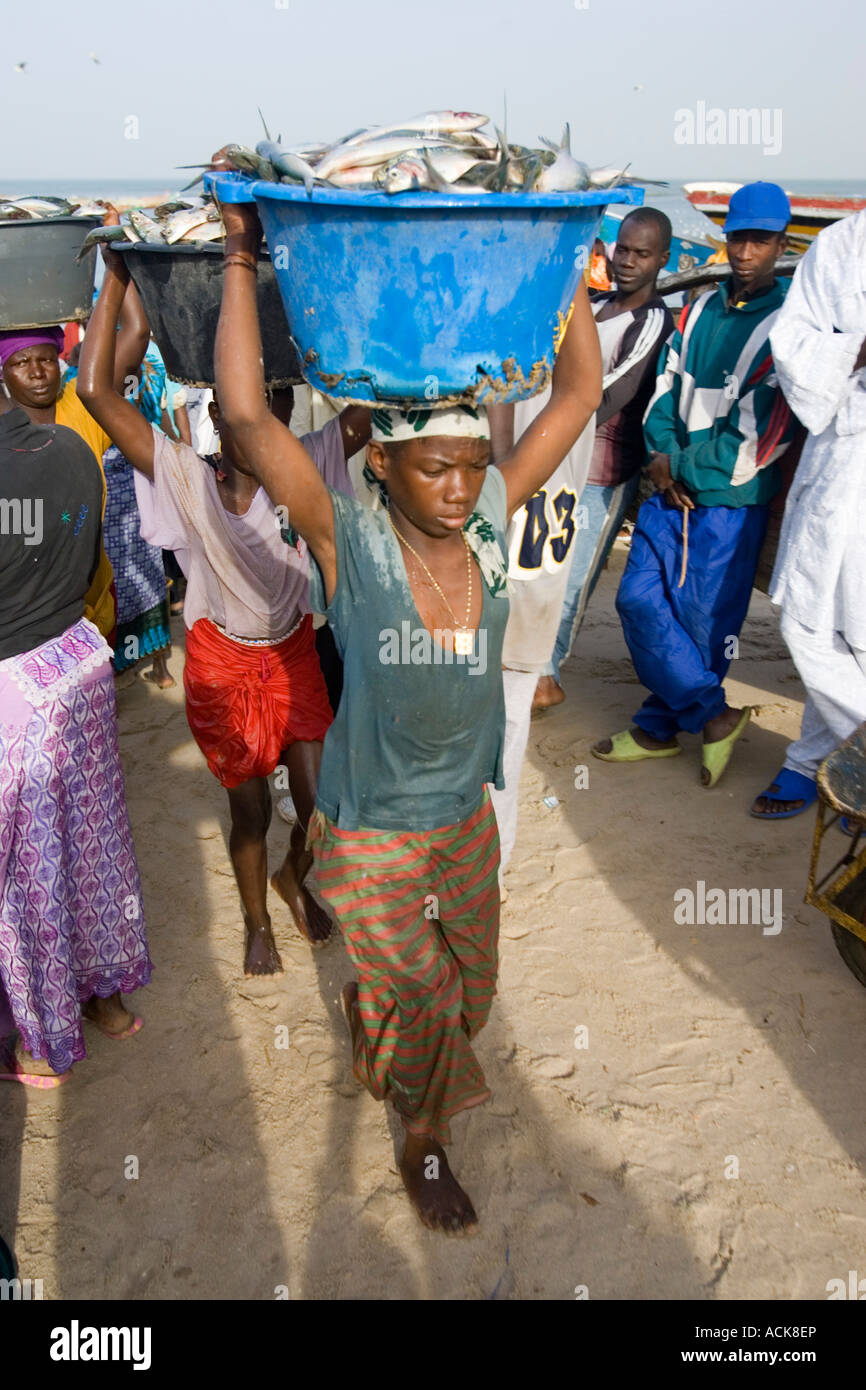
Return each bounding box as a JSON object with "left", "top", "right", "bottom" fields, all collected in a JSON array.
[
  {"left": 0, "top": 326, "right": 65, "bottom": 369},
  {"left": 370, "top": 404, "right": 490, "bottom": 443}
]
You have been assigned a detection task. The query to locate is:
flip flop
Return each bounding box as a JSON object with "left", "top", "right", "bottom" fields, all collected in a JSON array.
[
  {"left": 592, "top": 729, "right": 682, "bottom": 763},
  {"left": 701, "top": 707, "right": 752, "bottom": 788},
  {"left": 0, "top": 1044, "right": 71, "bottom": 1089},
  {"left": 749, "top": 767, "right": 817, "bottom": 820},
  {"left": 841, "top": 816, "right": 865, "bottom": 838},
  {"left": 84, "top": 1014, "right": 143, "bottom": 1041}
]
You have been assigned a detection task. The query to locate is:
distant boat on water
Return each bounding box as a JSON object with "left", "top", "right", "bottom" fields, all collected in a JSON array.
[{"left": 683, "top": 182, "right": 866, "bottom": 249}]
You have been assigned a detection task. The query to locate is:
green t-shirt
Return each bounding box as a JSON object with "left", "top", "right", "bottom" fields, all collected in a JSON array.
[{"left": 310, "top": 467, "right": 510, "bottom": 831}]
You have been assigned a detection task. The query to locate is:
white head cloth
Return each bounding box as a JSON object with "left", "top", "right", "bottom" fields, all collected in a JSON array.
[{"left": 370, "top": 404, "right": 490, "bottom": 443}]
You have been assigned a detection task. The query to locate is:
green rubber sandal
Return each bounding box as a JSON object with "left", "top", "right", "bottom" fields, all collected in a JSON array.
[
  {"left": 592, "top": 729, "right": 682, "bottom": 763},
  {"left": 701, "top": 707, "right": 752, "bottom": 788}
]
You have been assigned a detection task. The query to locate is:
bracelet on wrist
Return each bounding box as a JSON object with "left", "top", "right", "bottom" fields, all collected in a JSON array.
[{"left": 223, "top": 253, "right": 258, "bottom": 272}]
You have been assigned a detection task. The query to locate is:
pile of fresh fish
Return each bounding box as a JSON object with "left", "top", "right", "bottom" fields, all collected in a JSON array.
[
  {"left": 0, "top": 191, "right": 227, "bottom": 258},
  {"left": 74, "top": 197, "right": 225, "bottom": 261},
  {"left": 181, "top": 110, "right": 668, "bottom": 198},
  {"left": 0, "top": 194, "right": 111, "bottom": 221}
]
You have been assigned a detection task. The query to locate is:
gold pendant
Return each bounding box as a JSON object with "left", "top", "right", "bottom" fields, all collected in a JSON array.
[{"left": 454, "top": 628, "right": 473, "bottom": 656}]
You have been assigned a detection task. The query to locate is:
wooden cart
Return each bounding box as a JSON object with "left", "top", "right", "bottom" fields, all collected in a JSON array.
[{"left": 806, "top": 724, "right": 866, "bottom": 985}]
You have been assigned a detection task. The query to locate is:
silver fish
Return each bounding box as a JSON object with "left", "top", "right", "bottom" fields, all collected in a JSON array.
[
  {"left": 179, "top": 221, "right": 224, "bottom": 243},
  {"left": 334, "top": 111, "right": 489, "bottom": 152},
  {"left": 284, "top": 142, "right": 330, "bottom": 161},
  {"left": 256, "top": 139, "right": 317, "bottom": 196},
  {"left": 417, "top": 152, "right": 492, "bottom": 197},
  {"left": 375, "top": 155, "right": 430, "bottom": 194},
  {"left": 153, "top": 198, "right": 196, "bottom": 218},
  {"left": 315, "top": 133, "right": 469, "bottom": 181},
  {"left": 448, "top": 129, "right": 498, "bottom": 151},
  {"left": 504, "top": 152, "right": 545, "bottom": 192},
  {"left": 4, "top": 195, "right": 75, "bottom": 217},
  {"left": 74, "top": 224, "right": 128, "bottom": 261},
  {"left": 445, "top": 128, "right": 509, "bottom": 191},
  {"left": 504, "top": 144, "right": 552, "bottom": 190},
  {"left": 534, "top": 123, "right": 589, "bottom": 192},
  {"left": 320, "top": 167, "right": 378, "bottom": 189},
  {"left": 68, "top": 199, "right": 110, "bottom": 217},
  {"left": 162, "top": 206, "right": 220, "bottom": 244},
  {"left": 587, "top": 164, "right": 669, "bottom": 190},
  {"left": 375, "top": 147, "right": 489, "bottom": 194},
  {"left": 128, "top": 209, "right": 166, "bottom": 243}
]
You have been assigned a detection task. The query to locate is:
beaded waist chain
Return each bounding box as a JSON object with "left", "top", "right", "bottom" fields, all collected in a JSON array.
[{"left": 211, "top": 615, "right": 303, "bottom": 648}]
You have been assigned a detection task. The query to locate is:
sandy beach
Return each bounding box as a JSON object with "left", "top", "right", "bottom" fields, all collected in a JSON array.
[{"left": 3, "top": 539, "right": 866, "bottom": 1301}]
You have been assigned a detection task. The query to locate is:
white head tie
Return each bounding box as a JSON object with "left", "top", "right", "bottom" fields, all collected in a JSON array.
[{"left": 370, "top": 404, "right": 490, "bottom": 443}]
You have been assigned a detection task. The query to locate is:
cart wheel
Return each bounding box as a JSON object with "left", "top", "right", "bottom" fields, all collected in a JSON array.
[{"left": 831, "top": 870, "right": 866, "bottom": 987}]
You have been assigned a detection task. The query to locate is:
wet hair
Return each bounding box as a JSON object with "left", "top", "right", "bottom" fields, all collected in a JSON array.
[{"left": 619, "top": 207, "right": 672, "bottom": 254}]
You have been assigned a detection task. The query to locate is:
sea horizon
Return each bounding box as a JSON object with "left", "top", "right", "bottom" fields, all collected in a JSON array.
[{"left": 2, "top": 176, "right": 865, "bottom": 201}]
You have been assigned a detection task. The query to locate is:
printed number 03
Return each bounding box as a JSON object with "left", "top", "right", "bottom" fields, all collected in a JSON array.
[{"left": 515, "top": 487, "right": 578, "bottom": 573}]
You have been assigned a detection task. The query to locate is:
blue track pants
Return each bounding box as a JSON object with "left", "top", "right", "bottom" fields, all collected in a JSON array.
[{"left": 615, "top": 494, "right": 768, "bottom": 741}]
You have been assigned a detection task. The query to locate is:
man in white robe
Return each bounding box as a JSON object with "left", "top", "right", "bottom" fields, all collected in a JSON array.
[{"left": 751, "top": 209, "right": 866, "bottom": 818}]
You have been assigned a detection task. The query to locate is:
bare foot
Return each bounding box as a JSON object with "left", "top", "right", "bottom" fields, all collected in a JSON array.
[
  {"left": 82, "top": 991, "right": 136, "bottom": 1036},
  {"left": 338, "top": 985, "right": 478, "bottom": 1233},
  {"left": 243, "top": 917, "right": 284, "bottom": 977},
  {"left": 593, "top": 726, "right": 679, "bottom": 756},
  {"left": 532, "top": 675, "right": 565, "bottom": 713},
  {"left": 399, "top": 1132, "right": 479, "bottom": 1234},
  {"left": 752, "top": 792, "right": 806, "bottom": 816},
  {"left": 141, "top": 653, "right": 175, "bottom": 690},
  {"left": 271, "top": 864, "right": 332, "bottom": 947}
]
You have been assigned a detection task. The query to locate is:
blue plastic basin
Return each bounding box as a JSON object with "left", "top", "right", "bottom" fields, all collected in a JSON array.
[{"left": 229, "top": 179, "right": 642, "bottom": 405}]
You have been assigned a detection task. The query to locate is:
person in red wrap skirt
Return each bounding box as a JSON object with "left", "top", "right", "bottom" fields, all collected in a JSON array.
[{"left": 78, "top": 251, "right": 370, "bottom": 975}]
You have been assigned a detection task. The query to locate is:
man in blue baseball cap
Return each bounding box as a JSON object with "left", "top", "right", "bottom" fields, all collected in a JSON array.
[
  {"left": 593, "top": 183, "right": 796, "bottom": 789},
  {"left": 724, "top": 181, "right": 791, "bottom": 234},
  {"left": 723, "top": 182, "right": 791, "bottom": 300}
]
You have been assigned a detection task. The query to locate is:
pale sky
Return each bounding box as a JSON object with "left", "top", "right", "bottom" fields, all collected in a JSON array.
[{"left": 2, "top": 0, "right": 862, "bottom": 183}]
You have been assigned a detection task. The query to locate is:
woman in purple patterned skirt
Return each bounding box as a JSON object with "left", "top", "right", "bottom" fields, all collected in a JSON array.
[{"left": 0, "top": 390, "right": 152, "bottom": 1089}]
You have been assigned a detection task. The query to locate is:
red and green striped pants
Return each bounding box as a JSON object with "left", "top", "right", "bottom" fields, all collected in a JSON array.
[{"left": 310, "top": 791, "right": 500, "bottom": 1145}]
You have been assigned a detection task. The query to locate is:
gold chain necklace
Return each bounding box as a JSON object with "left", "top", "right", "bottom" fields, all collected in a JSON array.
[{"left": 388, "top": 512, "right": 475, "bottom": 656}]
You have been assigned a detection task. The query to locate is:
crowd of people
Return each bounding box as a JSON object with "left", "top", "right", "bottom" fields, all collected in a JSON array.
[{"left": 0, "top": 177, "right": 864, "bottom": 1233}]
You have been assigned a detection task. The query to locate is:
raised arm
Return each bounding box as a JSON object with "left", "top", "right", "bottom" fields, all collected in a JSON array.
[
  {"left": 215, "top": 200, "right": 337, "bottom": 600},
  {"left": 497, "top": 279, "right": 602, "bottom": 517},
  {"left": 338, "top": 405, "right": 371, "bottom": 458},
  {"left": 114, "top": 277, "right": 150, "bottom": 395},
  {"left": 77, "top": 251, "right": 157, "bottom": 479},
  {"left": 98, "top": 205, "right": 151, "bottom": 395}
]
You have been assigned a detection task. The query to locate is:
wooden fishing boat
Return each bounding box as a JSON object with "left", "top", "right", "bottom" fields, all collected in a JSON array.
[{"left": 683, "top": 182, "right": 866, "bottom": 251}]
